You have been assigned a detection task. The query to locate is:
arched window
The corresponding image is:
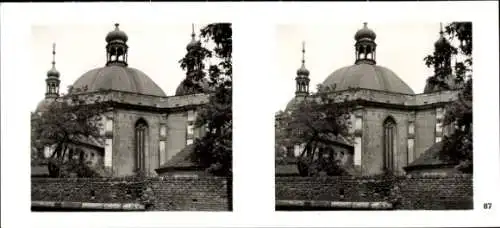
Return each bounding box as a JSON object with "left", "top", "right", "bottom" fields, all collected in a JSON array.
[
  {"left": 383, "top": 117, "right": 396, "bottom": 172},
  {"left": 135, "top": 119, "right": 148, "bottom": 172}
]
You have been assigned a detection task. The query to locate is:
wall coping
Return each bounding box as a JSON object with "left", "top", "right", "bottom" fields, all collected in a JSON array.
[
  {"left": 276, "top": 200, "right": 393, "bottom": 210},
  {"left": 32, "top": 201, "right": 145, "bottom": 211},
  {"left": 31, "top": 176, "right": 232, "bottom": 182},
  {"left": 275, "top": 174, "right": 472, "bottom": 180}
]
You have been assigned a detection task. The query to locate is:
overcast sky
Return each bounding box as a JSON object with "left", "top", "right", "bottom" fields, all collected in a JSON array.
[
  {"left": 31, "top": 23, "right": 208, "bottom": 110},
  {"left": 275, "top": 22, "right": 443, "bottom": 110}
]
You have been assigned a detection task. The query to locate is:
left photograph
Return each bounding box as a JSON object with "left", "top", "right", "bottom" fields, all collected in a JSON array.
[{"left": 30, "top": 23, "right": 233, "bottom": 211}]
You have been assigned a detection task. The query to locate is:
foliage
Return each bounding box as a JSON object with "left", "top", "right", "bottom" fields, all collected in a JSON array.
[
  {"left": 424, "top": 22, "right": 473, "bottom": 173},
  {"left": 423, "top": 33, "right": 457, "bottom": 92},
  {"left": 178, "top": 36, "right": 213, "bottom": 95},
  {"left": 31, "top": 91, "right": 109, "bottom": 177},
  {"left": 179, "top": 23, "right": 232, "bottom": 176},
  {"left": 279, "top": 84, "right": 354, "bottom": 176}
]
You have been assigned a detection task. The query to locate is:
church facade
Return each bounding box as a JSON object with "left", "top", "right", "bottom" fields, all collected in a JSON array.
[
  {"left": 33, "top": 24, "right": 211, "bottom": 177},
  {"left": 276, "top": 23, "right": 459, "bottom": 176}
]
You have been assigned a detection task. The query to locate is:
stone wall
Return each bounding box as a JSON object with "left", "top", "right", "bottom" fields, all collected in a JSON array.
[
  {"left": 324, "top": 89, "right": 458, "bottom": 107},
  {"left": 112, "top": 109, "right": 163, "bottom": 176},
  {"left": 414, "top": 109, "right": 437, "bottom": 158},
  {"left": 31, "top": 177, "right": 232, "bottom": 211},
  {"left": 73, "top": 90, "right": 209, "bottom": 109},
  {"left": 275, "top": 175, "right": 472, "bottom": 210},
  {"left": 362, "top": 107, "right": 411, "bottom": 175},
  {"left": 166, "top": 112, "right": 188, "bottom": 161}
]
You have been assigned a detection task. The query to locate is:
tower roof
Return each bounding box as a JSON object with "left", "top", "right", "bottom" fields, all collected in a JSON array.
[
  {"left": 354, "top": 22, "right": 376, "bottom": 41},
  {"left": 47, "top": 43, "right": 59, "bottom": 77},
  {"left": 434, "top": 23, "right": 449, "bottom": 49},
  {"left": 296, "top": 41, "right": 310, "bottom": 76},
  {"left": 186, "top": 24, "right": 201, "bottom": 50},
  {"left": 105, "top": 23, "right": 128, "bottom": 43}
]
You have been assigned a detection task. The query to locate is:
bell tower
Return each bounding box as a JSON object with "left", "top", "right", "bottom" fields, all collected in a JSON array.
[
  {"left": 295, "top": 41, "right": 310, "bottom": 97},
  {"left": 45, "top": 43, "right": 60, "bottom": 99}
]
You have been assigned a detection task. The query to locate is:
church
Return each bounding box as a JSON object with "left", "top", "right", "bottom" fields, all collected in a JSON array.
[
  {"left": 275, "top": 23, "right": 460, "bottom": 176},
  {"left": 32, "top": 23, "right": 212, "bottom": 177}
]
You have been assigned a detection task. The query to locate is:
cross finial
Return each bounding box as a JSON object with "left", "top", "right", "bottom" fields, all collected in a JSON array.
[
  {"left": 114, "top": 23, "right": 120, "bottom": 30},
  {"left": 191, "top": 23, "right": 195, "bottom": 39},
  {"left": 301, "top": 41, "right": 306, "bottom": 65},
  {"left": 363, "top": 22, "right": 368, "bottom": 28},
  {"left": 51, "top": 43, "right": 56, "bottom": 67},
  {"left": 439, "top": 22, "right": 444, "bottom": 35}
]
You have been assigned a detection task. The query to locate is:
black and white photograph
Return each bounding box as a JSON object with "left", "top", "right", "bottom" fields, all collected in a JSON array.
[
  {"left": 275, "top": 22, "right": 473, "bottom": 210},
  {"left": 29, "top": 22, "right": 233, "bottom": 211},
  {"left": 1, "top": 2, "right": 500, "bottom": 228}
]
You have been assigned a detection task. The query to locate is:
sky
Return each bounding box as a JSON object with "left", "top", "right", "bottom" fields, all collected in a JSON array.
[
  {"left": 31, "top": 23, "right": 208, "bottom": 110},
  {"left": 275, "top": 22, "right": 443, "bottom": 111}
]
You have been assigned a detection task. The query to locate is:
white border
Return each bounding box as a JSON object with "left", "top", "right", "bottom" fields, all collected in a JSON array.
[{"left": 1, "top": 2, "right": 499, "bottom": 228}]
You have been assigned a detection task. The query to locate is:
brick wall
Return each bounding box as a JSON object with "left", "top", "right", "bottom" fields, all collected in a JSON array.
[
  {"left": 275, "top": 175, "right": 472, "bottom": 210},
  {"left": 397, "top": 175, "right": 473, "bottom": 209},
  {"left": 31, "top": 177, "right": 232, "bottom": 211}
]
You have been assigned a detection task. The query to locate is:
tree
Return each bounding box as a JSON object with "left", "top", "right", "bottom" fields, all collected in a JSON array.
[
  {"left": 31, "top": 92, "right": 109, "bottom": 177},
  {"left": 424, "top": 22, "right": 472, "bottom": 173},
  {"left": 275, "top": 111, "right": 290, "bottom": 162},
  {"left": 178, "top": 32, "right": 213, "bottom": 95},
  {"left": 179, "top": 23, "right": 232, "bottom": 176},
  {"left": 281, "top": 85, "right": 354, "bottom": 176}
]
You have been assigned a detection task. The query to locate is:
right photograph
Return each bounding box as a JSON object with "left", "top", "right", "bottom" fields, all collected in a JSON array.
[{"left": 274, "top": 22, "right": 473, "bottom": 211}]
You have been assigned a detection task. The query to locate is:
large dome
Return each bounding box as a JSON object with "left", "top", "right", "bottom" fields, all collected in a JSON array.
[
  {"left": 285, "top": 97, "right": 299, "bottom": 111},
  {"left": 175, "top": 78, "right": 210, "bottom": 96},
  {"left": 72, "top": 65, "right": 166, "bottom": 97},
  {"left": 35, "top": 98, "right": 55, "bottom": 113},
  {"left": 322, "top": 63, "right": 415, "bottom": 94}
]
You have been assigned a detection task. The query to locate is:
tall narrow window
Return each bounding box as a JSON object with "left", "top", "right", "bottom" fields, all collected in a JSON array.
[
  {"left": 383, "top": 117, "right": 396, "bottom": 172},
  {"left": 135, "top": 119, "right": 148, "bottom": 172},
  {"left": 186, "top": 110, "right": 196, "bottom": 145}
]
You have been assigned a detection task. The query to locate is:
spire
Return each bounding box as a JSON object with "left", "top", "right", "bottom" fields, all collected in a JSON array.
[
  {"left": 434, "top": 22, "right": 449, "bottom": 50},
  {"left": 301, "top": 41, "right": 306, "bottom": 66},
  {"left": 51, "top": 43, "right": 56, "bottom": 69},
  {"left": 47, "top": 42, "right": 59, "bottom": 77},
  {"left": 187, "top": 23, "right": 200, "bottom": 50},
  {"left": 191, "top": 23, "right": 195, "bottom": 40},
  {"left": 297, "top": 41, "right": 309, "bottom": 76}
]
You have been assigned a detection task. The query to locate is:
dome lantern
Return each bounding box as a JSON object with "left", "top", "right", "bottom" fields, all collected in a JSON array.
[
  {"left": 45, "top": 43, "right": 60, "bottom": 99},
  {"left": 105, "top": 23, "right": 128, "bottom": 43},
  {"left": 354, "top": 22, "right": 377, "bottom": 65},
  {"left": 295, "top": 41, "right": 310, "bottom": 97},
  {"left": 354, "top": 22, "right": 376, "bottom": 41},
  {"left": 105, "top": 23, "right": 129, "bottom": 67}
]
